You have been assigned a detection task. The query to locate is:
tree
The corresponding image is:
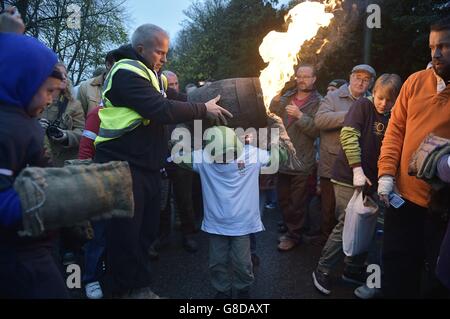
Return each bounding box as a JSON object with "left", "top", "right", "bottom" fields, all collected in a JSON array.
[
  {"left": 5, "top": 0, "right": 129, "bottom": 85},
  {"left": 167, "top": 0, "right": 284, "bottom": 90},
  {"left": 371, "top": 0, "right": 450, "bottom": 80}
]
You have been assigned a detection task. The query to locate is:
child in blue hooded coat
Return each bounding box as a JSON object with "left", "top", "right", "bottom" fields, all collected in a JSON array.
[{"left": 0, "top": 33, "right": 67, "bottom": 298}]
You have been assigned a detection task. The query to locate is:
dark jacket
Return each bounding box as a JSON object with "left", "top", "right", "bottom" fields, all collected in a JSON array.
[
  {"left": 270, "top": 89, "right": 322, "bottom": 175},
  {"left": 331, "top": 97, "right": 389, "bottom": 194},
  {"left": 0, "top": 106, "right": 53, "bottom": 249},
  {"left": 94, "top": 45, "right": 207, "bottom": 171}
]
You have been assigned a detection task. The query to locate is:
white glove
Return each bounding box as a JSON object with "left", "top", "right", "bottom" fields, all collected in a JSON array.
[
  {"left": 378, "top": 175, "right": 394, "bottom": 207},
  {"left": 352, "top": 166, "right": 372, "bottom": 187}
]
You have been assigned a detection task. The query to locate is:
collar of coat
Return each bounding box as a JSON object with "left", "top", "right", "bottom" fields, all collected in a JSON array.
[
  {"left": 337, "top": 83, "right": 371, "bottom": 100},
  {"left": 90, "top": 73, "right": 105, "bottom": 87},
  {"left": 430, "top": 68, "right": 448, "bottom": 93},
  {"left": 282, "top": 88, "right": 321, "bottom": 102}
]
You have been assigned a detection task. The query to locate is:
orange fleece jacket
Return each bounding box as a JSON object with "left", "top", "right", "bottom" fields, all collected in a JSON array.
[{"left": 378, "top": 68, "right": 450, "bottom": 208}]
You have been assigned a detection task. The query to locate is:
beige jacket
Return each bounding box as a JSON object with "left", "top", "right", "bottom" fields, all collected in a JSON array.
[
  {"left": 77, "top": 74, "right": 104, "bottom": 116},
  {"left": 41, "top": 97, "right": 85, "bottom": 167},
  {"left": 314, "top": 84, "right": 361, "bottom": 178}
]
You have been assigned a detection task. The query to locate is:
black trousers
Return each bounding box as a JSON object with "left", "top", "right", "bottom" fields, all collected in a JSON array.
[
  {"left": 0, "top": 247, "right": 69, "bottom": 298},
  {"left": 382, "top": 199, "right": 449, "bottom": 298},
  {"left": 104, "top": 167, "right": 161, "bottom": 294}
]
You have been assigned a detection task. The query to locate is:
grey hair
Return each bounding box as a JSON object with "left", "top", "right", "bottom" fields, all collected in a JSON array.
[
  {"left": 162, "top": 70, "right": 177, "bottom": 78},
  {"left": 131, "top": 24, "right": 169, "bottom": 49}
]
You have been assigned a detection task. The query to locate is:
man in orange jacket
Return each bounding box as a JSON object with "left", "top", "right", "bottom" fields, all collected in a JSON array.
[{"left": 377, "top": 16, "right": 450, "bottom": 298}]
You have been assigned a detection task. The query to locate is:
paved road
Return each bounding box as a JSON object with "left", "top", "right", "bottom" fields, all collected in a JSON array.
[{"left": 150, "top": 207, "right": 357, "bottom": 299}]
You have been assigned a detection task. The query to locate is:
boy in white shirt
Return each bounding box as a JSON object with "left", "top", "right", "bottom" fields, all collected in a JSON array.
[{"left": 172, "top": 123, "right": 288, "bottom": 299}]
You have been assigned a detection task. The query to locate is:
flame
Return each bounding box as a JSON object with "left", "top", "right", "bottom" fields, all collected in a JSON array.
[
  {"left": 324, "top": 0, "right": 341, "bottom": 10},
  {"left": 259, "top": 1, "right": 335, "bottom": 109},
  {"left": 316, "top": 38, "right": 330, "bottom": 54}
]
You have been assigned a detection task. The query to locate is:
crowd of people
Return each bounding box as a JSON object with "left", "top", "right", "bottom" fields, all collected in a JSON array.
[{"left": 0, "top": 6, "right": 449, "bottom": 300}]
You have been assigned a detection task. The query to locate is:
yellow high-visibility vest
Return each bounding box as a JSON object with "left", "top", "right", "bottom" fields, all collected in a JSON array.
[{"left": 95, "top": 59, "right": 168, "bottom": 145}]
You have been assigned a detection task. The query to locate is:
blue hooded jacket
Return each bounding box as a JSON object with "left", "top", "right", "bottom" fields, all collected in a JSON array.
[
  {"left": 0, "top": 33, "right": 58, "bottom": 110},
  {"left": 0, "top": 33, "right": 58, "bottom": 227}
]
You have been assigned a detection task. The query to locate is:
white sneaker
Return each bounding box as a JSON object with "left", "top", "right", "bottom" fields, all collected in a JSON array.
[{"left": 85, "top": 281, "right": 103, "bottom": 299}]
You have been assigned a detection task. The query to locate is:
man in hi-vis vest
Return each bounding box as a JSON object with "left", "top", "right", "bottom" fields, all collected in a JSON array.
[{"left": 94, "top": 23, "right": 232, "bottom": 298}]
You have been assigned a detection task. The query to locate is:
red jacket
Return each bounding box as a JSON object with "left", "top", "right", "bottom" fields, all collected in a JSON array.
[{"left": 78, "top": 106, "right": 101, "bottom": 159}]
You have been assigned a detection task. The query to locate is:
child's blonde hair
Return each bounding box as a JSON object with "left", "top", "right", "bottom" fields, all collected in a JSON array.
[{"left": 373, "top": 73, "right": 402, "bottom": 100}]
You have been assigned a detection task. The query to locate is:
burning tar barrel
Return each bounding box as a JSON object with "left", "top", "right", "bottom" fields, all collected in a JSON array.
[{"left": 188, "top": 77, "right": 268, "bottom": 129}]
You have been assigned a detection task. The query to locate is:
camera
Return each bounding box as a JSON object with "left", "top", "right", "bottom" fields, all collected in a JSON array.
[{"left": 46, "top": 122, "right": 64, "bottom": 139}]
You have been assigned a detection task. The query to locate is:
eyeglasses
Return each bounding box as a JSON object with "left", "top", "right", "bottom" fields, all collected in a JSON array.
[{"left": 352, "top": 76, "right": 371, "bottom": 85}]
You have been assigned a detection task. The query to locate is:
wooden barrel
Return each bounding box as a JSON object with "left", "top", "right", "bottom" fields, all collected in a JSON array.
[{"left": 188, "top": 77, "right": 268, "bottom": 129}]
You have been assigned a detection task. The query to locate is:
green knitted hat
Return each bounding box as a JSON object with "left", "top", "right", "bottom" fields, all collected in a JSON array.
[{"left": 204, "top": 126, "right": 244, "bottom": 163}]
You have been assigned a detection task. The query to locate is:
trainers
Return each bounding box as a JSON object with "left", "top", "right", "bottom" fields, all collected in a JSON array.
[
  {"left": 277, "top": 238, "right": 298, "bottom": 251},
  {"left": 354, "top": 284, "right": 382, "bottom": 299},
  {"left": 312, "top": 269, "right": 331, "bottom": 295},
  {"left": 85, "top": 281, "right": 103, "bottom": 299},
  {"left": 342, "top": 270, "right": 367, "bottom": 286}
]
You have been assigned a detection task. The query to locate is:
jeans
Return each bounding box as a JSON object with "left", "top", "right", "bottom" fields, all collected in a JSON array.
[{"left": 83, "top": 220, "right": 107, "bottom": 283}]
